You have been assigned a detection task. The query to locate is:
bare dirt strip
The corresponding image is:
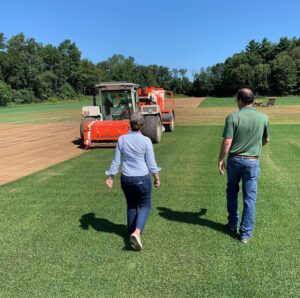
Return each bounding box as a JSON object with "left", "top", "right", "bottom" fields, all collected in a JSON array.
[
  {"left": 174, "top": 97, "right": 300, "bottom": 125},
  {"left": 0, "top": 98, "right": 203, "bottom": 185},
  {"left": 2, "top": 97, "right": 298, "bottom": 185},
  {"left": 0, "top": 122, "right": 82, "bottom": 185},
  {"left": 174, "top": 97, "right": 204, "bottom": 108}
]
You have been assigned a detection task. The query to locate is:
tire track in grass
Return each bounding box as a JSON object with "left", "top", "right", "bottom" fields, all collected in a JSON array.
[{"left": 262, "top": 132, "right": 300, "bottom": 188}]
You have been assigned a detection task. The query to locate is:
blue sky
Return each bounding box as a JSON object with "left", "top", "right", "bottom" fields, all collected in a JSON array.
[{"left": 1, "top": 0, "right": 299, "bottom": 76}]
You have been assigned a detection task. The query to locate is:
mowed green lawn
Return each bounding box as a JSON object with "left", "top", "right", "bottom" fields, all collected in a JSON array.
[
  {"left": 0, "top": 99, "right": 90, "bottom": 124},
  {"left": 200, "top": 96, "right": 300, "bottom": 107},
  {"left": 0, "top": 113, "right": 300, "bottom": 296}
]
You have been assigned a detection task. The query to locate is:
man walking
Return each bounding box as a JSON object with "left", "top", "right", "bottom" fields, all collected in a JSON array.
[{"left": 218, "top": 88, "right": 269, "bottom": 243}]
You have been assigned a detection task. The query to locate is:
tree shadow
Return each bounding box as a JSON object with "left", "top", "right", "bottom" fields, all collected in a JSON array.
[
  {"left": 157, "top": 207, "right": 236, "bottom": 238},
  {"left": 79, "top": 212, "right": 134, "bottom": 250}
]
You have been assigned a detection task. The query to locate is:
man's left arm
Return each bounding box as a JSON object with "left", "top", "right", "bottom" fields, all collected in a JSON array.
[
  {"left": 218, "top": 138, "right": 233, "bottom": 176},
  {"left": 219, "top": 114, "right": 234, "bottom": 176}
]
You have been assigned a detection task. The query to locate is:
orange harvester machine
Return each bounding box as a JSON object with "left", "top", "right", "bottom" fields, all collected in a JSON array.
[
  {"left": 138, "top": 87, "right": 175, "bottom": 127},
  {"left": 84, "top": 118, "right": 130, "bottom": 146},
  {"left": 83, "top": 84, "right": 174, "bottom": 148}
]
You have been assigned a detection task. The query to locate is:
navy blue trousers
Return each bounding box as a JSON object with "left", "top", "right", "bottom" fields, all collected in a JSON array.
[{"left": 121, "top": 174, "right": 152, "bottom": 234}]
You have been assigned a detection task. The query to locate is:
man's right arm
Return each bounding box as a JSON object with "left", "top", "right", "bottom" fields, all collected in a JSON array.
[
  {"left": 262, "top": 137, "right": 269, "bottom": 146},
  {"left": 262, "top": 118, "right": 269, "bottom": 146}
]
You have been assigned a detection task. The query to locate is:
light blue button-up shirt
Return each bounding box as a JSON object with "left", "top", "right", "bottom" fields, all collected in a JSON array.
[{"left": 106, "top": 132, "right": 161, "bottom": 177}]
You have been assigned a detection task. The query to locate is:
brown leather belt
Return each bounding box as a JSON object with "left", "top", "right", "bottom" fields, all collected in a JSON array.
[{"left": 230, "top": 154, "right": 258, "bottom": 160}]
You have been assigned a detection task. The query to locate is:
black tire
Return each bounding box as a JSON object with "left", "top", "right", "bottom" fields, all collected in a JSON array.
[
  {"left": 162, "top": 112, "right": 175, "bottom": 132},
  {"left": 80, "top": 117, "right": 95, "bottom": 141},
  {"left": 142, "top": 115, "right": 162, "bottom": 143}
]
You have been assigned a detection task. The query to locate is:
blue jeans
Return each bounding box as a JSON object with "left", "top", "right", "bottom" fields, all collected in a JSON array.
[
  {"left": 121, "top": 174, "right": 152, "bottom": 234},
  {"left": 226, "top": 156, "right": 260, "bottom": 240}
]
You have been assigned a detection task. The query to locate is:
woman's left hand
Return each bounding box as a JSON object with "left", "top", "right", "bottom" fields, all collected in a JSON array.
[{"left": 105, "top": 177, "right": 113, "bottom": 188}]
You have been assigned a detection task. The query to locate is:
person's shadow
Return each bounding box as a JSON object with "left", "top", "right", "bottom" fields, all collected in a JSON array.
[
  {"left": 79, "top": 212, "right": 134, "bottom": 250},
  {"left": 157, "top": 207, "right": 236, "bottom": 238}
]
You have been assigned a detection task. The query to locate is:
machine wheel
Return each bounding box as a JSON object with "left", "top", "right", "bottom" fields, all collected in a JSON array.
[
  {"left": 80, "top": 117, "right": 95, "bottom": 141},
  {"left": 142, "top": 115, "right": 162, "bottom": 143},
  {"left": 163, "top": 112, "right": 175, "bottom": 132}
]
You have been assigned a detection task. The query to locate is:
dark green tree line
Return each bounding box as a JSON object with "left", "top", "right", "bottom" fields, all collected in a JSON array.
[
  {"left": 1, "top": 33, "right": 299, "bottom": 106},
  {"left": 193, "top": 37, "right": 300, "bottom": 97},
  {"left": 0, "top": 33, "right": 192, "bottom": 106}
]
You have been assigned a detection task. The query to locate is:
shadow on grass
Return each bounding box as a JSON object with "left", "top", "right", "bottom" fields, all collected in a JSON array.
[
  {"left": 79, "top": 212, "right": 134, "bottom": 251},
  {"left": 157, "top": 207, "right": 236, "bottom": 238}
]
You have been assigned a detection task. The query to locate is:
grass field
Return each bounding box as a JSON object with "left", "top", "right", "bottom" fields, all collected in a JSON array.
[
  {"left": 0, "top": 99, "right": 300, "bottom": 296},
  {"left": 200, "top": 96, "right": 300, "bottom": 108},
  {"left": 0, "top": 100, "right": 90, "bottom": 124}
]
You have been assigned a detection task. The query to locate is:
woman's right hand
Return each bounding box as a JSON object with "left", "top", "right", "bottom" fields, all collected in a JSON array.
[{"left": 154, "top": 178, "right": 160, "bottom": 188}]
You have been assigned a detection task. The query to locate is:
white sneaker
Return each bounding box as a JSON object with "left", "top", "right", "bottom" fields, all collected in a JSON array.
[
  {"left": 130, "top": 234, "right": 143, "bottom": 251},
  {"left": 240, "top": 238, "right": 250, "bottom": 244}
]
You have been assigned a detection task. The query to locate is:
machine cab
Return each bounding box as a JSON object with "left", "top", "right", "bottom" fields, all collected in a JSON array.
[{"left": 96, "top": 82, "right": 139, "bottom": 121}]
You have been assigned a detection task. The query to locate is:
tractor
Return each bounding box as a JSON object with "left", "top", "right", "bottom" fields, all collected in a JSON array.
[{"left": 80, "top": 82, "right": 175, "bottom": 148}]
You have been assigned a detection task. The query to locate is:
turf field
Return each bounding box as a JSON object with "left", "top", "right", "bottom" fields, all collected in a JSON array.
[
  {"left": 0, "top": 100, "right": 90, "bottom": 124},
  {"left": 200, "top": 96, "right": 300, "bottom": 107},
  {"left": 0, "top": 98, "right": 299, "bottom": 297}
]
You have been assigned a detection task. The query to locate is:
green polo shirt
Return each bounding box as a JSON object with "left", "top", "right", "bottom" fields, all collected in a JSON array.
[{"left": 222, "top": 107, "right": 269, "bottom": 156}]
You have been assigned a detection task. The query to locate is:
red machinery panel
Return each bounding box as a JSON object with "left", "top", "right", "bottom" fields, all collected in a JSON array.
[{"left": 84, "top": 120, "right": 130, "bottom": 146}]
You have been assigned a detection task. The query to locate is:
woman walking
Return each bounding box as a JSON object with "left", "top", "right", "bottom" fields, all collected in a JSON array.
[{"left": 105, "top": 113, "right": 161, "bottom": 251}]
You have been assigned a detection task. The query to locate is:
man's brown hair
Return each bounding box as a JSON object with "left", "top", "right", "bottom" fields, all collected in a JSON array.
[{"left": 237, "top": 88, "right": 254, "bottom": 104}]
